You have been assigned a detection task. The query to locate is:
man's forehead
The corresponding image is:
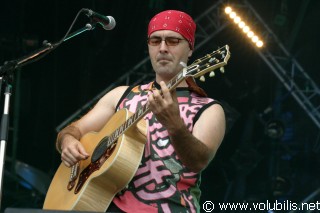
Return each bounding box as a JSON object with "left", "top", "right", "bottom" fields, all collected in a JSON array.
[{"left": 150, "top": 30, "right": 183, "bottom": 38}]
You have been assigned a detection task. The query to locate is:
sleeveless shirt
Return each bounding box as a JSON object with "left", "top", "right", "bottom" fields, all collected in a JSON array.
[{"left": 113, "top": 82, "right": 217, "bottom": 213}]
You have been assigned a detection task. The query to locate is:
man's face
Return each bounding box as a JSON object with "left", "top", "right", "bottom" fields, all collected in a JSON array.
[{"left": 148, "top": 30, "right": 193, "bottom": 82}]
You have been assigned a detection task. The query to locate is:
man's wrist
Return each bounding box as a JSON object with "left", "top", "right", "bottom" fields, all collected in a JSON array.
[
  {"left": 167, "top": 118, "right": 187, "bottom": 136},
  {"left": 56, "top": 125, "right": 81, "bottom": 153}
]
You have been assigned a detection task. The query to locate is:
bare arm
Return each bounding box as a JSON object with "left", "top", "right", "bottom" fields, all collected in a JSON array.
[
  {"left": 57, "top": 86, "right": 129, "bottom": 167},
  {"left": 149, "top": 81, "right": 225, "bottom": 173},
  {"left": 171, "top": 104, "right": 225, "bottom": 172}
]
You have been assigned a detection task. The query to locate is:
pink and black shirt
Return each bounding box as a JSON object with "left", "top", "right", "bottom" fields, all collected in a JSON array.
[{"left": 113, "top": 82, "right": 219, "bottom": 213}]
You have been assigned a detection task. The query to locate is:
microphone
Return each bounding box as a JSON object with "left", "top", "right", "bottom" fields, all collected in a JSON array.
[{"left": 83, "top": 9, "right": 116, "bottom": 30}]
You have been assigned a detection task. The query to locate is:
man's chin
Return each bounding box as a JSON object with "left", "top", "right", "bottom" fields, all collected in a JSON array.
[
  {"left": 155, "top": 68, "right": 177, "bottom": 78},
  {"left": 156, "top": 66, "right": 170, "bottom": 73}
]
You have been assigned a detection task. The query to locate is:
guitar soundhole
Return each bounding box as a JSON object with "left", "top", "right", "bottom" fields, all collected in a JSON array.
[{"left": 91, "top": 136, "right": 114, "bottom": 163}]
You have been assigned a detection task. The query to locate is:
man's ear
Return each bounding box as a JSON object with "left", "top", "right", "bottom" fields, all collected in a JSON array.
[{"left": 188, "top": 49, "right": 193, "bottom": 58}]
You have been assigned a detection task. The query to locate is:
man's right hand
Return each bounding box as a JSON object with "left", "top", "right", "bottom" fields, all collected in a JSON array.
[{"left": 60, "top": 135, "right": 89, "bottom": 167}]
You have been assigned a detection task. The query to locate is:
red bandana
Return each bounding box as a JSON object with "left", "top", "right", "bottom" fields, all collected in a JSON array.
[{"left": 148, "top": 10, "right": 196, "bottom": 49}]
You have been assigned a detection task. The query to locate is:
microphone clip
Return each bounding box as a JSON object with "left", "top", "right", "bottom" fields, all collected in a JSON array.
[{"left": 82, "top": 8, "right": 116, "bottom": 30}]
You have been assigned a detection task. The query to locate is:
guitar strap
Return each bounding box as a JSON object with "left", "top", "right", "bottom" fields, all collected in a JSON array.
[
  {"left": 151, "top": 79, "right": 208, "bottom": 97},
  {"left": 185, "top": 77, "right": 208, "bottom": 97}
]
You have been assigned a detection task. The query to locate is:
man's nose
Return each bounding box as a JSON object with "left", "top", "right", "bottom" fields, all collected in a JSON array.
[{"left": 159, "top": 40, "right": 169, "bottom": 51}]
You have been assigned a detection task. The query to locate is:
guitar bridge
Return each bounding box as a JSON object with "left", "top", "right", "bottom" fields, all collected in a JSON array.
[{"left": 67, "top": 162, "right": 80, "bottom": 191}]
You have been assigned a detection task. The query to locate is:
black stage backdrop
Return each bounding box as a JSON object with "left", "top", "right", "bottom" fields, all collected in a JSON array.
[{"left": 0, "top": 0, "right": 319, "bottom": 211}]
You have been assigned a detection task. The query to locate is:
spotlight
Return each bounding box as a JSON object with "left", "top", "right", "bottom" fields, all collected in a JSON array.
[
  {"left": 272, "top": 176, "right": 291, "bottom": 197},
  {"left": 256, "top": 40, "right": 264, "bottom": 47},
  {"left": 225, "top": 7, "right": 232, "bottom": 14},
  {"left": 234, "top": 16, "right": 241, "bottom": 24},
  {"left": 229, "top": 12, "right": 237, "bottom": 19},
  {"left": 243, "top": 26, "right": 250, "bottom": 33},
  {"left": 247, "top": 31, "right": 254, "bottom": 38},
  {"left": 252, "top": 35, "right": 259, "bottom": 43},
  {"left": 265, "top": 119, "right": 284, "bottom": 139},
  {"left": 238, "top": 21, "right": 245, "bottom": 28}
]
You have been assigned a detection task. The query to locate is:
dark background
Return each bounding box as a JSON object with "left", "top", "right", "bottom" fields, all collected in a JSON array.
[{"left": 1, "top": 0, "right": 320, "bottom": 212}]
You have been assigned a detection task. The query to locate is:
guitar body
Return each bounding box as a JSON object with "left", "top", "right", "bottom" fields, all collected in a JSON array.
[{"left": 43, "top": 108, "right": 147, "bottom": 211}]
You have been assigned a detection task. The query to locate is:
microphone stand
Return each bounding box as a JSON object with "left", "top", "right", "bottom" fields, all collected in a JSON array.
[{"left": 0, "top": 22, "right": 95, "bottom": 209}]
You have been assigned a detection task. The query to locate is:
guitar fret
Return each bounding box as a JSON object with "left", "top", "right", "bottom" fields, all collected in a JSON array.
[
  {"left": 167, "top": 74, "right": 182, "bottom": 90},
  {"left": 137, "top": 109, "right": 143, "bottom": 117},
  {"left": 127, "top": 117, "right": 133, "bottom": 126},
  {"left": 112, "top": 129, "right": 118, "bottom": 140},
  {"left": 118, "top": 125, "right": 124, "bottom": 135},
  {"left": 108, "top": 137, "right": 112, "bottom": 146}
]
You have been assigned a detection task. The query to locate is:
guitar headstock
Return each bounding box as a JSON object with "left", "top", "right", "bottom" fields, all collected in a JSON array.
[{"left": 185, "top": 45, "right": 230, "bottom": 81}]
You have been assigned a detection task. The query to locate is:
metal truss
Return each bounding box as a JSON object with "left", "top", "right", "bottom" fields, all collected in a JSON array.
[
  {"left": 56, "top": 0, "right": 320, "bottom": 131},
  {"left": 241, "top": 0, "right": 320, "bottom": 129}
]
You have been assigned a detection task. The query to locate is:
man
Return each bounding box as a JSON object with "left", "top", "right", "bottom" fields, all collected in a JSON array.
[{"left": 57, "top": 10, "right": 225, "bottom": 212}]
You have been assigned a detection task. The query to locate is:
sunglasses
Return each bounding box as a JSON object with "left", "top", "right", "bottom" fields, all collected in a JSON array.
[{"left": 147, "top": 36, "right": 186, "bottom": 46}]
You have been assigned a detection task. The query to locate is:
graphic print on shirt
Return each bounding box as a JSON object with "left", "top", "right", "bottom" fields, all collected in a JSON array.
[{"left": 115, "top": 82, "right": 214, "bottom": 213}]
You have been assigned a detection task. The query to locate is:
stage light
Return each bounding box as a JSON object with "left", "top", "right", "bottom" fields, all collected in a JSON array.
[
  {"left": 256, "top": 40, "right": 264, "bottom": 47},
  {"left": 225, "top": 6, "right": 265, "bottom": 48},
  {"left": 225, "top": 7, "right": 232, "bottom": 14},
  {"left": 234, "top": 16, "right": 241, "bottom": 24},
  {"left": 247, "top": 31, "right": 254, "bottom": 38},
  {"left": 252, "top": 35, "right": 259, "bottom": 42},
  {"left": 243, "top": 26, "right": 250, "bottom": 33},
  {"left": 238, "top": 21, "right": 245, "bottom": 28},
  {"left": 265, "top": 120, "right": 284, "bottom": 139},
  {"left": 229, "top": 12, "right": 237, "bottom": 19}
]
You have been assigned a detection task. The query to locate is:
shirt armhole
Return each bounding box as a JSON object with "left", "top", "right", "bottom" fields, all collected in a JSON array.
[
  {"left": 115, "top": 85, "right": 135, "bottom": 112},
  {"left": 193, "top": 101, "right": 222, "bottom": 126}
]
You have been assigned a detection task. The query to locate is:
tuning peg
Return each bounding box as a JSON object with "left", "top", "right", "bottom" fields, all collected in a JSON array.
[
  {"left": 220, "top": 67, "right": 225, "bottom": 73},
  {"left": 209, "top": 71, "right": 215, "bottom": 77},
  {"left": 200, "top": 76, "right": 206, "bottom": 82}
]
